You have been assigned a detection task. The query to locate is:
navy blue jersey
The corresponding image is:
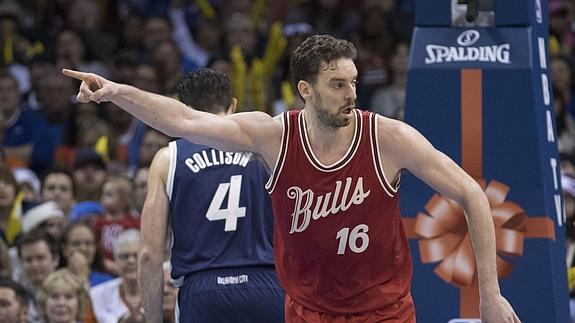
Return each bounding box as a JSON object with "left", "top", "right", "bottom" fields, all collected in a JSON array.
[{"left": 168, "top": 139, "right": 275, "bottom": 283}]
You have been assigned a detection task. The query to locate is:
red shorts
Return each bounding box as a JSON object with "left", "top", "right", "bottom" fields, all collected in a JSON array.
[{"left": 285, "top": 292, "right": 416, "bottom": 323}]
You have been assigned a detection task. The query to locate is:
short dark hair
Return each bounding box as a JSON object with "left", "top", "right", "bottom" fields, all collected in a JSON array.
[
  {"left": 41, "top": 167, "right": 75, "bottom": 194},
  {"left": 289, "top": 34, "right": 357, "bottom": 90},
  {"left": 16, "top": 228, "right": 59, "bottom": 260},
  {"left": 176, "top": 68, "right": 232, "bottom": 114},
  {"left": 0, "top": 278, "right": 28, "bottom": 306}
]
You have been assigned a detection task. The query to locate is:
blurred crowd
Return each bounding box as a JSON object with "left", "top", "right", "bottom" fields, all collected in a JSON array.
[{"left": 2, "top": 0, "right": 575, "bottom": 321}]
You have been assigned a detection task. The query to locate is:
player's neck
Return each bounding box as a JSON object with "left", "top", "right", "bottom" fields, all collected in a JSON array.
[{"left": 303, "top": 109, "right": 355, "bottom": 161}]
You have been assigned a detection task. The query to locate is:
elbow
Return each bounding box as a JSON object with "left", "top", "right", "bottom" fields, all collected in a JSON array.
[
  {"left": 459, "top": 179, "right": 489, "bottom": 210},
  {"left": 138, "top": 246, "right": 162, "bottom": 268}
]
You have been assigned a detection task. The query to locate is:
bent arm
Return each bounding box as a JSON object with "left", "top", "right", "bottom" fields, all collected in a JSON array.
[
  {"left": 138, "top": 147, "right": 170, "bottom": 322},
  {"left": 380, "top": 117, "right": 518, "bottom": 321},
  {"left": 388, "top": 121, "right": 499, "bottom": 292}
]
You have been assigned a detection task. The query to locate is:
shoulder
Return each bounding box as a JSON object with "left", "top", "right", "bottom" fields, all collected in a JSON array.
[
  {"left": 210, "top": 111, "right": 282, "bottom": 152},
  {"left": 150, "top": 146, "right": 170, "bottom": 178},
  {"left": 230, "top": 111, "right": 285, "bottom": 166},
  {"left": 373, "top": 114, "right": 433, "bottom": 169},
  {"left": 152, "top": 145, "right": 170, "bottom": 163},
  {"left": 375, "top": 114, "right": 418, "bottom": 145}
]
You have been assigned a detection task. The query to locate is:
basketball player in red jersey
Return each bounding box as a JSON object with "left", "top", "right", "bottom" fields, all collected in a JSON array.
[{"left": 62, "top": 35, "right": 520, "bottom": 322}]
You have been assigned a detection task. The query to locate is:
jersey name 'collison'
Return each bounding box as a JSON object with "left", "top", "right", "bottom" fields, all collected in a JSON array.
[{"left": 185, "top": 149, "right": 252, "bottom": 173}]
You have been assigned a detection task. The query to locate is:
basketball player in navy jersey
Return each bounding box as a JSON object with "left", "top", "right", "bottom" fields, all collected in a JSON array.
[
  {"left": 63, "top": 34, "right": 520, "bottom": 322},
  {"left": 135, "top": 69, "right": 284, "bottom": 322}
]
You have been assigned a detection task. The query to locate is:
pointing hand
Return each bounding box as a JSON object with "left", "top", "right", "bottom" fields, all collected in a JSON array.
[{"left": 62, "top": 69, "right": 119, "bottom": 104}]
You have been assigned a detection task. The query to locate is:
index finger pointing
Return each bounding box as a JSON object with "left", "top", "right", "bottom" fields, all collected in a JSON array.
[{"left": 62, "top": 69, "right": 89, "bottom": 81}]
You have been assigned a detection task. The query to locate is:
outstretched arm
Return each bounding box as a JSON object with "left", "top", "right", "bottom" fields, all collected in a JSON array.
[
  {"left": 378, "top": 117, "right": 520, "bottom": 323},
  {"left": 138, "top": 147, "right": 170, "bottom": 322},
  {"left": 61, "top": 69, "right": 279, "bottom": 156}
]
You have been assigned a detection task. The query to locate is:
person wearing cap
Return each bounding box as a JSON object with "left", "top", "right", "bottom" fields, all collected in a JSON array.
[
  {"left": 72, "top": 148, "right": 107, "bottom": 203},
  {"left": 12, "top": 168, "right": 41, "bottom": 202},
  {"left": 9, "top": 199, "right": 64, "bottom": 291},
  {"left": 21, "top": 201, "right": 66, "bottom": 240},
  {"left": 69, "top": 201, "right": 104, "bottom": 228}
]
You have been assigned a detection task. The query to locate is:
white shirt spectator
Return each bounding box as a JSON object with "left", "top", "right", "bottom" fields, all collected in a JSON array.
[{"left": 90, "top": 278, "right": 129, "bottom": 322}]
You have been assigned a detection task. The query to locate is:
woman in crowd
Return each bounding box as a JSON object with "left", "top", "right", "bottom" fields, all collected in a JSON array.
[
  {"left": 61, "top": 222, "right": 113, "bottom": 287},
  {"left": 36, "top": 269, "right": 91, "bottom": 323}
]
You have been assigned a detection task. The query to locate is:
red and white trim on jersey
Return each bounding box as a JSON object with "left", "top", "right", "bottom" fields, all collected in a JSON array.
[
  {"left": 299, "top": 109, "right": 362, "bottom": 172},
  {"left": 265, "top": 113, "right": 289, "bottom": 194},
  {"left": 369, "top": 114, "right": 400, "bottom": 197}
]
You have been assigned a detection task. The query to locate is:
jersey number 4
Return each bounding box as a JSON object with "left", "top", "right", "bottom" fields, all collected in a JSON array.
[{"left": 205, "top": 175, "right": 246, "bottom": 231}]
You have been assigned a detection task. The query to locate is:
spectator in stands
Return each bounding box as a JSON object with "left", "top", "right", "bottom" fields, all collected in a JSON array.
[
  {"left": 0, "top": 72, "right": 33, "bottom": 169},
  {"left": 550, "top": 0, "right": 575, "bottom": 57},
  {"left": 0, "top": 164, "right": 23, "bottom": 246},
  {"left": 72, "top": 149, "right": 107, "bottom": 203},
  {"left": 36, "top": 269, "right": 90, "bottom": 323},
  {"left": 131, "top": 167, "right": 148, "bottom": 214},
  {"left": 0, "top": 278, "right": 28, "bottom": 323},
  {"left": 551, "top": 55, "right": 575, "bottom": 117},
  {"left": 61, "top": 222, "right": 113, "bottom": 287},
  {"left": 131, "top": 63, "right": 161, "bottom": 94},
  {"left": 68, "top": 201, "right": 104, "bottom": 228},
  {"left": 54, "top": 30, "right": 109, "bottom": 78},
  {"left": 94, "top": 176, "right": 139, "bottom": 275},
  {"left": 0, "top": 239, "right": 12, "bottom": 279},
  {"left": 16, "top": 229, "right": 60, "bottom": 323},
  {"left": 152, "top": 39, "right": 196, "bottom": 95},
  {"left": 12, "top": 168, "right": 41, "bottom": 202},
  {"left": 21, "top": 201, "right": 66, "bottom": 241},
  {"left": 102, "top": 103, "right": 146, "bottom": 173},
  {"left": 90, "top": 229, "right": 143, "bottom": 322},
  {"left": 41, "top": 168, "right": 75, "bottom": 217},
  {"left": 29, "top": 72, "right": 75, "bottom": 174},
  {"left": 137, "top": 128, "right": 171, "bottom": 169},
  {"left": 369, "top": 42, "right": 410, "bottom": 120}
]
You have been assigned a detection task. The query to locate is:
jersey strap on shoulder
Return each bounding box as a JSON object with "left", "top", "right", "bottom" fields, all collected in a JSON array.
[
  {"left": 266, "top": 112, "right": 290, "bottom": 193},
  {"left": 369, "top": 113, "right": 400, "bottom": 197}
]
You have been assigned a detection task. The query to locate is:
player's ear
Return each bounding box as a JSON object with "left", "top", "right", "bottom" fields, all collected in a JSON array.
[
  {"left": 297, "top": 80, "right": 313, "bottom": 101},
  {"left": 228, "top": 97, "right": 238, "bottom": 114}
]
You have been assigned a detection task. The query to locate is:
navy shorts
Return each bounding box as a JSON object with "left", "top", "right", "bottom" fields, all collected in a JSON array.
[{"left": 176, "top": 266, "right": 285, "bottom": 323}]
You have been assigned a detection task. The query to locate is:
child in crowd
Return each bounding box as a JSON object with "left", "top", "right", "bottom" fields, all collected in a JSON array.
[{"left": 93, "top": 176, "right": 139, "bottom": 276}]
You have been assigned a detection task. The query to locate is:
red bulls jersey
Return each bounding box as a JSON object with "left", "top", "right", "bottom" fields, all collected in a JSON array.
[{"left": 267, "top": 109, "right": 412, "bottom": 314}]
